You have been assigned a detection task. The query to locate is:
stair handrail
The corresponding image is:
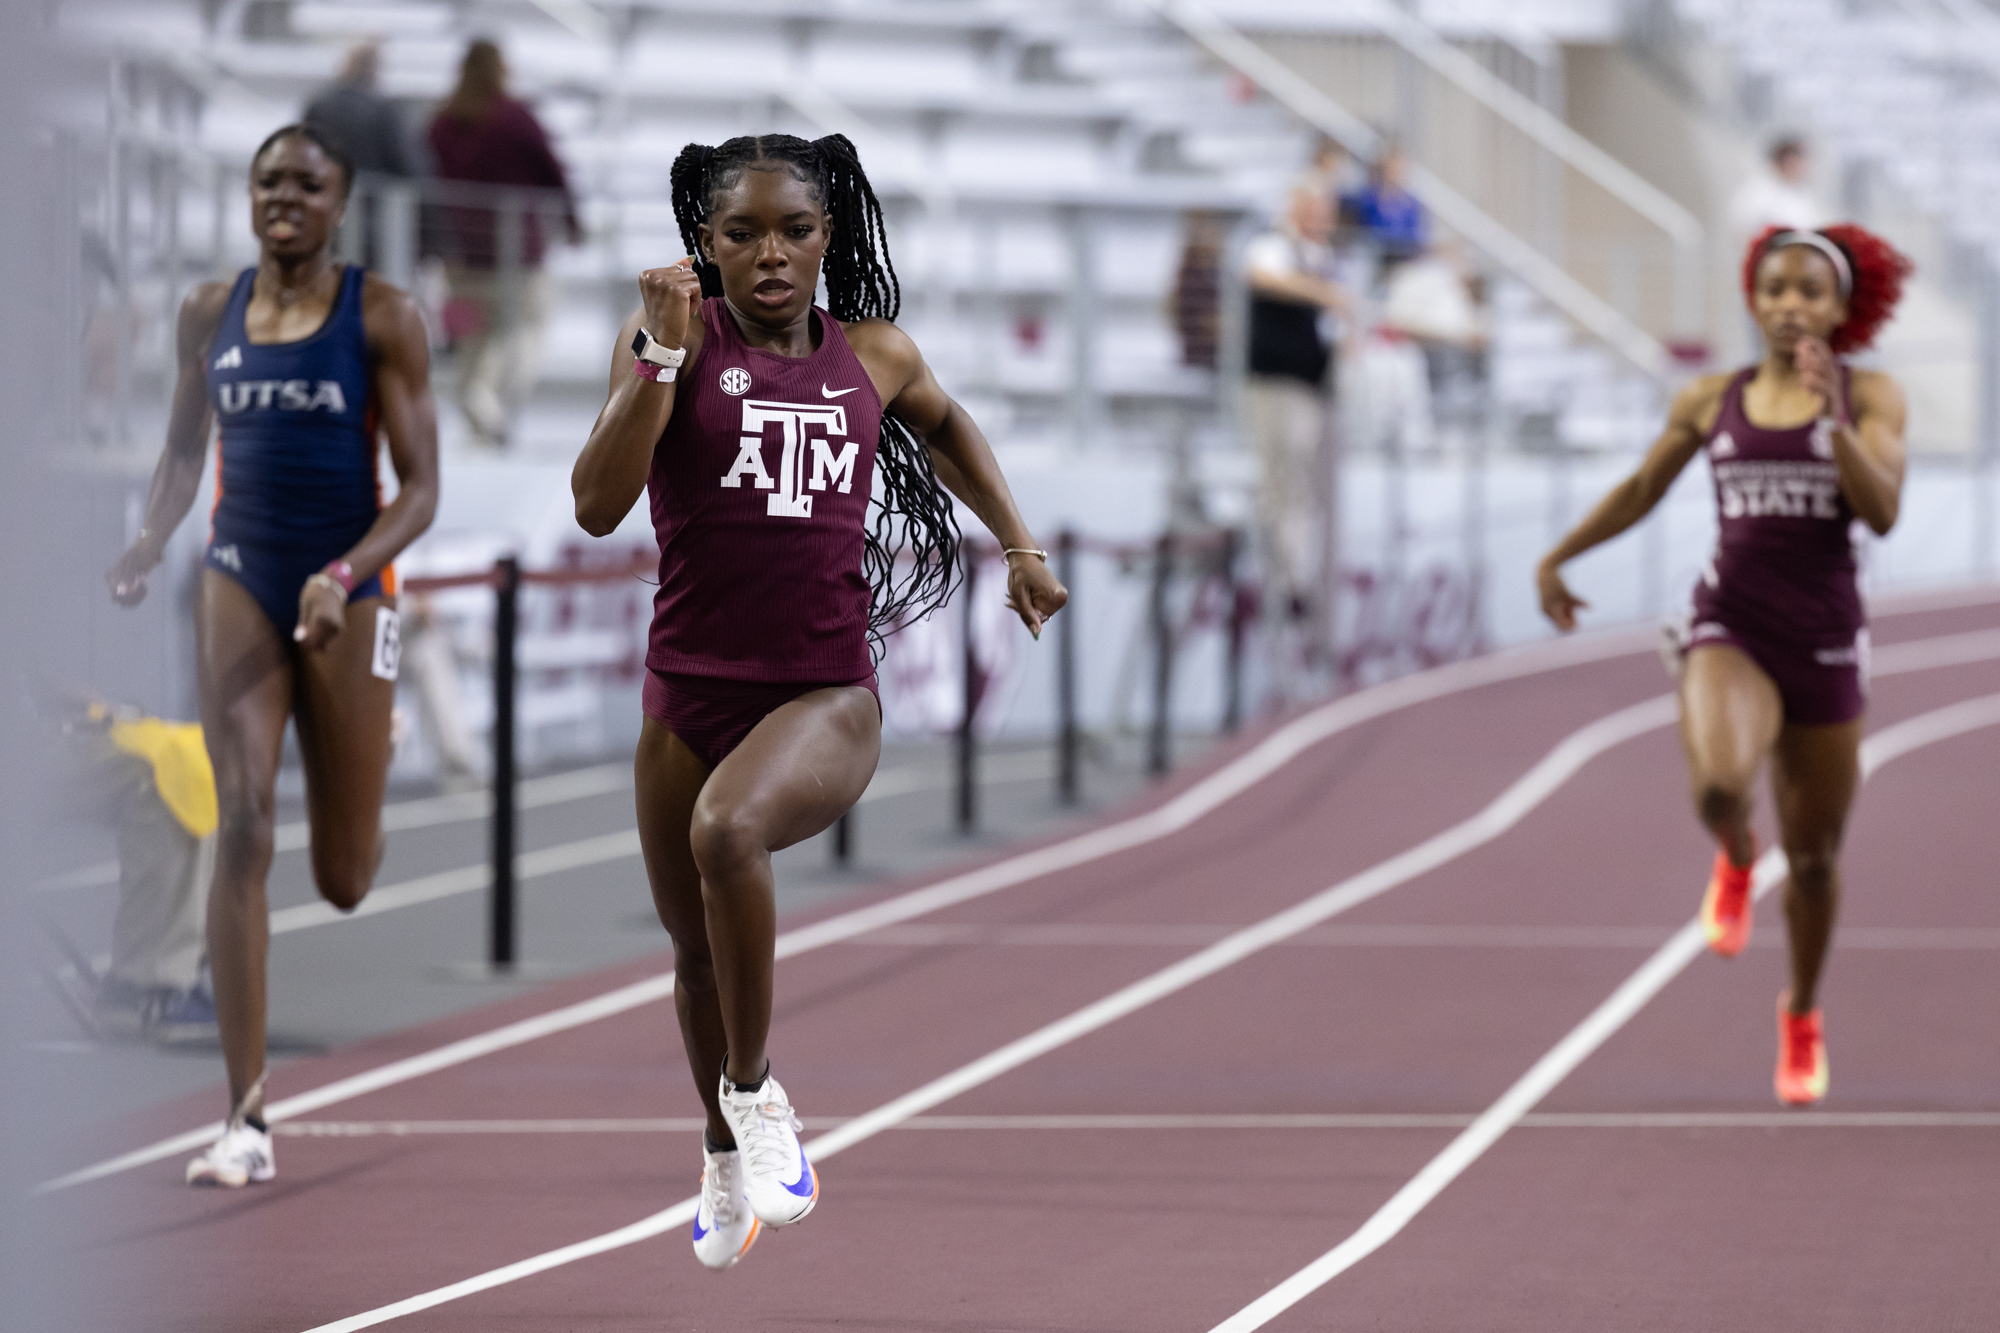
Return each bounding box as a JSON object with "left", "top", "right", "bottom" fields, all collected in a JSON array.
[
  {"left": 1365, "top": 1, "right": 1704, "bottom": 250},
  {"left": 1152, "top": 0, "right": 1675, "bottom": 381}
]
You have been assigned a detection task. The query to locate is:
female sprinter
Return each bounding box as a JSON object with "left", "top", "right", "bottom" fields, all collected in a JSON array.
[
  {"left": 105, "top": 125, "right": 439, "bottom": 1184},
  {"left": 572, "top": 134, "right": 1066, "bottom": 1269},
  {"left": 1537, "top": 225, "right": 1910, "bottom": 1107}
]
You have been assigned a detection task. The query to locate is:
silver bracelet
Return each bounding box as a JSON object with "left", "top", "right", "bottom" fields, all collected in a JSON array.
[
  {"left": 1002, "top": 547, "right": 1049, "bottom": 562},
  {"left": 305, "top": 572, "right": 350, "bottom": 604}
]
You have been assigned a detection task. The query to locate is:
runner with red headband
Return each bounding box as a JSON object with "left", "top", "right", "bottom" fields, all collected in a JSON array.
[{"left": 1536, "top": 223, "right": 1912, "bottom": 1106}]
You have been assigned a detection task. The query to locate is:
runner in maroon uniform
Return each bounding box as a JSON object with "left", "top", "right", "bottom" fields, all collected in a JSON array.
[
  {"left": 572, "top": 134, "right": 1066, "bottom": 1268},
  {"left": 1537, "top": 224, "right": 1911, "bottom": 1107}
]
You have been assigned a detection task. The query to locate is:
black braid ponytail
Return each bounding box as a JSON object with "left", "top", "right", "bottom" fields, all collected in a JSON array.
[{"left": 668, "top": 134, "right": 959, "bottom": 659}]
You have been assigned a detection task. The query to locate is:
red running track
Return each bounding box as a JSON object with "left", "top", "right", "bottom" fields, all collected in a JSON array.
[{"left": 40, "top": 594, "right": 2000, "bottom": 1332}]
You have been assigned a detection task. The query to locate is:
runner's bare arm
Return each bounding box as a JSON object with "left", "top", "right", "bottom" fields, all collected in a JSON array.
[
  {"left": 573, "top": 261, "right": 705, "bottom": 537},
  {"left": 1535, "top": 374, "right": 1724, "bottom": 631},
  {"left": 293, "top": 279, "right": 443, "bottom": 651},
  {"left": 1803, "top": 345, "right": 1904, "bottom": 535},
  {"left": 849, "top": 319, "right": 1068, "bottom": 635},
  {"left": 105, "top": 283, "right": 232, "bottom": 606}
]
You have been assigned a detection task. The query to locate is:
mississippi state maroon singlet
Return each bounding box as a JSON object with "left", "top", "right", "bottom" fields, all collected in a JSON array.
[
  {"left": 646, "top": 297, "right": 883, "bottom": 681},
  {"left": 1684, "top": 364, "right": 1869, "bottom": 723}
]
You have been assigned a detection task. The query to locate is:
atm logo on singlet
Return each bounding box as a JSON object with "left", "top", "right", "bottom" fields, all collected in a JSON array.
[
  {"left": 719, "top": 398, "right": 861, "bottom": 520},
  {"left": 215, "top": 380, "right": 348, "bottom": 414},
  {"left": 1714, "top": 460, "right": 1841, "bottom": 521}
]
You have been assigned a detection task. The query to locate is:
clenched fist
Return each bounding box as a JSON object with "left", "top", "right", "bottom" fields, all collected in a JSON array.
[{"left": 639, "top": 258, "right": 703, "bottom": 351}]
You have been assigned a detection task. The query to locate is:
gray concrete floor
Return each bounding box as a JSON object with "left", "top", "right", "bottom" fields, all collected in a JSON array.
[{"left": 22, "top": 732, "right": 1209, "bottom": 1127}]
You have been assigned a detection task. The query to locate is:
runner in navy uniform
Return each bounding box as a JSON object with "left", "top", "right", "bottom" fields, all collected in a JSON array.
[
  {"left": 572, "top": 134, "right": 1066, "bottom": 1269},
  {"left": 106, "top": 125, "right": 440, "bottom": 1183},
  {"left": 1537, "top": 224, "right": 1911, "bottom": 1106}
]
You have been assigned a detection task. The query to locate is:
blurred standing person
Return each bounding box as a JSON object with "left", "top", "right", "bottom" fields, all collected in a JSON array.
[
  {"left": 1243, "top": 187, "right": 1347, "bottom": 681},
  {"left": 304, "top": 42, "right": 416, "bottom": 272},
  {"left": 304, "top": 42, "right": 413, "bottom": 180},
  {"left": 1730, "top": 136, "right": 1824, "bottom": 248},
  {"left": 427, "top": 39, "right": 578, "bottom": 448},
  {"left": 1172, "top": 209, "right": 1225, "bottom": 371}
]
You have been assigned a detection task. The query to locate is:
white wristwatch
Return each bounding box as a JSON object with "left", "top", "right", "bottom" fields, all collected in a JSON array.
[{"left": 631, "top": 328, "right": 687, "bottom": 382}]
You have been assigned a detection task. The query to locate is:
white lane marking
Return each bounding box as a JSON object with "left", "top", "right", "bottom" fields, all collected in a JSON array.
[
  {"left": 851, "top": 922, "right": 2000, "bottom": 950},
  {"left": 1207, "top": 691, "right": 2000, "bottom": 1332},
  {"left": 32, "top": 764, "right": 635, "bottom": 895},
  {"left": 31, "top": 746, "right": 1052, "bottom": 898},
  {"left": 268, "top": 832, "right": 640, "bottom": 935},
  {"left": 269, "top": 1111, "right": 2000, "bottom": 1136},
  {"left": 296, "top": 691, "right": 1686, "bottom": 1332},
  {"left": 38, "top": 624, "right": 1659, "bottom": 1195}
]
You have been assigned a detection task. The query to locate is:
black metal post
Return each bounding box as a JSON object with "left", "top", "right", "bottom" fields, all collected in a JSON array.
[
  {"left": 1147, "top": 531, "right": 1174, "bottom": 777},
  {"left": 490, "top": 555, "right": 520, "bottom": 970},
  {"left": 957, "top": 550, "right": 979, "bottom": 833},
  {"left": 1056, "top": 530, "right": 1079, "bottom": 806},
  {"left": 832, "top": 812, "right": 852, "bottom": 866},
  {"left": 1221, "top": 528, "right": 1244, "bottom": 735}
]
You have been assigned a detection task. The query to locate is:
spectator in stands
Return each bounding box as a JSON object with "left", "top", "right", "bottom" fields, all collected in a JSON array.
[
  {"left": 1172, "top": 209, "right": 1226, "bottom": 369},
  {"left": 1299, "top": 134, "right": 1364, "bottom": 206},
  {"left": 1343, "top": 144, "right": 1426, "bottom": 265},
  {"left": 304, "top": 42, "right": 414, "bottom": 180},
  {"left": 427, "top": 38, "right": 579, "bottom": 448},
  {"left": 1729, "top": 134, "right": 1824, "bottom": 244},
  {"left": 304, "top": 42, "right": 415, "bottom": 274},
  {"left": 1244, "top": 187, "right": 1348, "bottom": 641}
]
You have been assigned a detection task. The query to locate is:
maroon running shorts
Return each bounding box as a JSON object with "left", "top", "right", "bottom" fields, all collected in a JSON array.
[
  {"left": 641, "top": 669, "right": 880, "bottom": 770},
  {"left": 1682, "top": 618, "right": 1868, "bottom": 726}
]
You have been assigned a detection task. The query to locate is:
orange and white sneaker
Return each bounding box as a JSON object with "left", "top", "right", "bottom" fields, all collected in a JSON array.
[
  {"left": 1700, "top": 844, "right": 1756, "bottom": 958},
  {"left": 1775, "top": 992, "right": 1830, "bottom": 1106}
]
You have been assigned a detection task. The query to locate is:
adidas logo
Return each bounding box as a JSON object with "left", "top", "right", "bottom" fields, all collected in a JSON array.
[
  {"left": 1709, "top": 431, "right": 1736, "bottom": 458},
  {"left": 213, "top": 345, "right": 242, "bottom": 371}
]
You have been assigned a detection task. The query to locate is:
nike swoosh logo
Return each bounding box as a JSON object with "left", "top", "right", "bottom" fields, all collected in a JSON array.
[
  {"left": 821, "top": 384, "right": 857, "bottom": 398},
  {"left": 782, "top": 1142, "right": 817, "bottom": 1197}
]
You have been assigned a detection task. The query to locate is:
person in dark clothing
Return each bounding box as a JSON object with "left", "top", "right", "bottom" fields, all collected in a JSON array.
[
  {"left": 1244, "top": 188, "right": 1346, "bottom": 627},
  {"left": 303, "top": 42, "right": 414, "bottom": 179},
  {"left": 303, "top": 42, "right": 414, "bottom": 274},
  {"left": 426, "top": 38, "right": 578, "bottom": 447}
]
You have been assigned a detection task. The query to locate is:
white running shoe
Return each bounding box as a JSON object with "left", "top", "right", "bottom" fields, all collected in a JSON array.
[
  {"left": 187, "top": 1074, "right": 273, "bottom": 1188},
  {"left": 716, "top": 1069, "right": 819, "bottom": 1227},
  {"left": 691, "top": 1142, "right": 760, "bottom": 1270},
  {"left": 186, "top": 1118, "right": 274, "bottom": 1188}
]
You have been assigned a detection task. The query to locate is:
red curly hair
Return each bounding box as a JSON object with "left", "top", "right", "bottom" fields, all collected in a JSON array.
[{"left": 1741, "top": 223, "right": 1913, "bottom": 354}]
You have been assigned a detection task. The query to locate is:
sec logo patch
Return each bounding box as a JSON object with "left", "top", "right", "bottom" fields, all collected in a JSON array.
[{"left": 719, "top": 367, "right": 752, "bottom": 396}]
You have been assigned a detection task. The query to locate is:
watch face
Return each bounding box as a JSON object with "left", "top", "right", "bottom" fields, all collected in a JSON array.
[{"left": 631, "top": 328, "right": 648, "bottom": 358}]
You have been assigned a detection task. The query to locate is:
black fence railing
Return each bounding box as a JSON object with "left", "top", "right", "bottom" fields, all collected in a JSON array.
[{"left": 403, "top": 527, "right": 1249, "bottom": 971}]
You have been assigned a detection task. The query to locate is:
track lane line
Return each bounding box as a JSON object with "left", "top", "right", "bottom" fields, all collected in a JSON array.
[
  {"left": 293, "top": 692, "right": 1689, "bottom": 1331},
  {"left": 35, "top": 626, "right": 1658, "bottom": 1193},
  {"left": 1206, "top": 691, "right": 2000, "bottom": 1332},
  {"left": 266, "top": 1111, "right": 2000, "bottom": 1136},
  {"left": 43, "top": 624, "right": 2000, "bottom": 1201},
  {"left": 292, "top": 646, "right": 2000, "bottom": 1332}
]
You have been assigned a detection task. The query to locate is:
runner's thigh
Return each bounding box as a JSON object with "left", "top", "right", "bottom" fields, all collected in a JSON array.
[
  {"left": 1679, "top": 644, "right": 1783, "bottom": 784},
  {"left": 634, "top": 718, "right": 713, "bottom": 943},
  {"left": 293, "top": 595, "right": 398, "bottom": 890},
  {"left": 698, "top": 685, "right": 882, "bottom": 854},
  {"left": 1770, "top": 720, "right": 1862, "bottom": 853},
  {"left": 196, "top": 571, "right": 293, "bottom": 821}
]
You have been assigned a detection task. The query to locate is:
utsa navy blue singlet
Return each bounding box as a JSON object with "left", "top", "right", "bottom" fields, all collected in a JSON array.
[{"left": 203, "top": 264, "right": 390, "bottom": 630}]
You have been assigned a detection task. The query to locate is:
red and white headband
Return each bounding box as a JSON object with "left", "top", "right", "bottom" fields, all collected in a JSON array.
[{"left": 1765, "top": 230, "right": 1852, "bottom": 297}]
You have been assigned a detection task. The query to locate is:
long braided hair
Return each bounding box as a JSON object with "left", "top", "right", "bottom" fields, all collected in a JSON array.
[{"left": 668, "top": 133, "right": 960, "bottom": 658}]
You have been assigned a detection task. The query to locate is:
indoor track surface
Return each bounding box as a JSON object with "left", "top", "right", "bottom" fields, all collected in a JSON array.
[{"left": 39, "top": 592, "right": 2000, "bottom": 1332}]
